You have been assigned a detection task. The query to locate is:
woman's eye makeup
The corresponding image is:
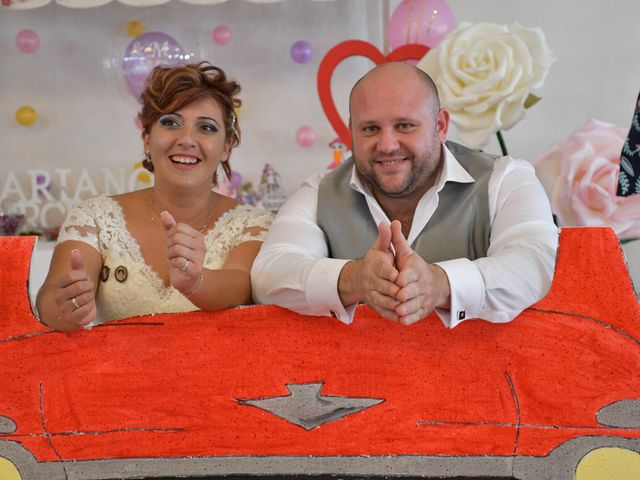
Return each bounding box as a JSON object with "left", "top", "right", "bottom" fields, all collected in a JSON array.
[
  {"left": 159, "top": 115, "right": 181, "bottom": 127},
  {"left": 158, "top": 115, "right": 219, "bottom": 134},
  {"left": 199, "top": 122, "right": 218, "bottom": 133}
]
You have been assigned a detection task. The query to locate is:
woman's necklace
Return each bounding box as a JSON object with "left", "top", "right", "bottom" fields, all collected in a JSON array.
[{"left": 147, "top": 190, "right": 214, "bottom": 234}]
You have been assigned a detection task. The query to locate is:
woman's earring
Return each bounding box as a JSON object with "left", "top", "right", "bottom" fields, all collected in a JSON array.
[{"left": 142, "top": 151, "right": 154, "bottom": 172}]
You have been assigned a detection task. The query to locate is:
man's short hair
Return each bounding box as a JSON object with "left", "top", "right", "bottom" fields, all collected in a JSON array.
[{"left": 349, "top": 63, "right": 441, "bottom": 118}]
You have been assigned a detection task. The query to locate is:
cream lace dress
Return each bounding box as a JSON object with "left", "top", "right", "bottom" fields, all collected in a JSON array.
[{"left": 57, "top": 195, "right": 274, "bottom": 323}]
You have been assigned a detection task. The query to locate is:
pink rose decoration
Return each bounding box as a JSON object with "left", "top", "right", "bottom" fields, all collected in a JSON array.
[{"left": 532, "top": 119, "right": 640, "bottom": 240}]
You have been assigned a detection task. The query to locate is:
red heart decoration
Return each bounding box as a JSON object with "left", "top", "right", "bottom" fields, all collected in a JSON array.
[{"left": 317, "top": 40, "right": 430, "bottom": 151}]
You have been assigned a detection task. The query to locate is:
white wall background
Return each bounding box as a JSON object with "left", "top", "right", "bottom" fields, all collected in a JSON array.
[
  {"left": 1, "top": 0, "right": 385, "bottom": 228},
  {"left": 1, "top": 0, "right": 639, "bottom": 230}
]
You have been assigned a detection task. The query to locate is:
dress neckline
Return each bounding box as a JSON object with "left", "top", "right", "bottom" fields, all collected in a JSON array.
[{"left": 104, "top": 195, "right": 246, "bottom": 292}]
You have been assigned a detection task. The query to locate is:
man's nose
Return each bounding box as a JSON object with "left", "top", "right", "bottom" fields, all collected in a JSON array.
[{"left": 377, "top": 128, "right": 400, "bottom": 153}]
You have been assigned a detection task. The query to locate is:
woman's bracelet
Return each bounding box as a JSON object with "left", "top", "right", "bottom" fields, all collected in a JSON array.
[{"left": 187, "top": 272, "right": 205, "bottom": 297}]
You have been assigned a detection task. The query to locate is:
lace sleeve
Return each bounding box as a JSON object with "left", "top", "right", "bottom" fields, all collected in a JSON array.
[
  {"left": 56, "top": 198, "right": 101, "bottom": 251},
  {"left": 240, "top": 207, "right": 274, "bottom": 243}
]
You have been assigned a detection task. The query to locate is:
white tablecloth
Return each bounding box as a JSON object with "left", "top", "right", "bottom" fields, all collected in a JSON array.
[{"left": 26, "top": 237, "right": 640, "bottom": 309}]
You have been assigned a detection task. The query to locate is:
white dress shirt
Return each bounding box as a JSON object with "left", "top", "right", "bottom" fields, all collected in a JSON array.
[{"left": 251, "top": 144, "right": 558, "bottom": 328}]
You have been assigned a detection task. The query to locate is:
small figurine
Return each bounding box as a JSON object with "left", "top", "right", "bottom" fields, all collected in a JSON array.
[
  {"left": 258, "top": 163, "right": 287, "bottom": 214},
  {"left": 237, "top": 182, "right": 260, "bottom": 207},
  {"left": 328, "top": 137, "right": 350, "bottom": 170}
]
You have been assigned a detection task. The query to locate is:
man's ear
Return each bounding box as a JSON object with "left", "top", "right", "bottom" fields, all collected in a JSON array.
[
  {"left": 348, "top": 117, "right": 354, "bottom": 149},
  {"left": 437, "top": 108, "right": 450, "bottom": 144}
]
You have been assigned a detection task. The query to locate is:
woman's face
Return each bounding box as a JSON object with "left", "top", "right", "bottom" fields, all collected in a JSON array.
[{"left": 143, "top": 96, "right": 231, "bottom": 191}]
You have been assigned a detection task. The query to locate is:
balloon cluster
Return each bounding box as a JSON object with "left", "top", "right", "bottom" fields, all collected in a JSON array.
[{"left": 14, "top": 30, "right": 40, "bottom": 126}]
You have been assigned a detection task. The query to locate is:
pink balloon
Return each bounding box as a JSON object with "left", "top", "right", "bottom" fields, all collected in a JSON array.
[
  {"left": 15, "top": 29, "right": 40, "bottom": 54},
  {"left": 388, "top": 0, "right": 456, "bottom": 49},
  {"left": 212, "top": 25, "right": 232, "bottom": 46},
  {"left": 295, "top": 126, "right": 317, "bottom": 148}
]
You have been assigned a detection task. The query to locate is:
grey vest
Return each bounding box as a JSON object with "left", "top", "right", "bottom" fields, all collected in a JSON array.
[{"left": 317, "top": 141, "right": 494, "bottom": 262}]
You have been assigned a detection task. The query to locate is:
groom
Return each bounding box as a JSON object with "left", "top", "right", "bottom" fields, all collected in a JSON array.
[{"left": 251, "top": 62, "right": 557, "bottom": 329}]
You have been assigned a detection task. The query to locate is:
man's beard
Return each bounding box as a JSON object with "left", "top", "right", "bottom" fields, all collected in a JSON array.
[{"left": 359, "top": 147, "right": 440, "bottom": 199}]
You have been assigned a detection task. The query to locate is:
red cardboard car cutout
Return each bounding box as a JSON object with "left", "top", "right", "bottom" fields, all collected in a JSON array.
[{"left": 1, "top": 228, "right": 640, "bottom": 479}]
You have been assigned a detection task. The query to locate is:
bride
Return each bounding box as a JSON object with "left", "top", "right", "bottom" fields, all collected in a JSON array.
[{"left": 36, "top": 62, "right": 273, "bottom": 331}]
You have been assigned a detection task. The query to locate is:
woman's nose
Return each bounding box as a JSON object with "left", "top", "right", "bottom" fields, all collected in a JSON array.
[{"left": 177, "top": 128, "right": 196, "bottom": 148}]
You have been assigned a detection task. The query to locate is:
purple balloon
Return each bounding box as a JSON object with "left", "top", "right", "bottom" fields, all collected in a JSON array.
[
  {"left": 16, "top": 29, "right": 40, "bottom": 54},
  {"left": 122, "top": 31, "right": 186, "bottom": 103},
  {"left": 388, "top": 0, "right": 456, "bottom": 49},
  {"left": 290, "top": 40, "right": 312, "bottom": 64}
]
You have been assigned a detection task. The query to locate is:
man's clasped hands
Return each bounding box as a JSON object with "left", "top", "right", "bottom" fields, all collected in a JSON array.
[{"left": 339, "top": 220, "right": 451, "bottom": 326}]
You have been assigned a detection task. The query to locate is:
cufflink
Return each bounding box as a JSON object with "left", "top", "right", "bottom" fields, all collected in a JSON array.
[{"left": 458, "top": 310, "right": 466, "bottom": 320}]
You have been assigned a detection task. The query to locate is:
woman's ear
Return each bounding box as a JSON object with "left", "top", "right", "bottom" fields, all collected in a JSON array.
[
  {"left": 142, "top": 131, "right": 150, "bottom": 152},
  {"left": 222, "top": 139, "right": 232, "bottom": 163}
]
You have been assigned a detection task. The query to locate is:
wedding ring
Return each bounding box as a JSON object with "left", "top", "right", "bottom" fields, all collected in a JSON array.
[
  {"left": 181, "top": 259, "right": 190, "bottom": 272},
  {"left": 71, "top": 297, "right": 80, "bottom": 310}
]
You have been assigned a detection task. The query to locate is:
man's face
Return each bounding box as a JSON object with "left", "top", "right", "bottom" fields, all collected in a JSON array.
[{"left": 349, "top": 67, "right": 449, "bottom": 203}]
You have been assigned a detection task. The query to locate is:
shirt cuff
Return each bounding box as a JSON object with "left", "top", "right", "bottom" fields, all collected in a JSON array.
[
  {"left": 434, "top": 258, "right": 485, "bottom": 328},
  {"left": 305, "top": 258, "right": 355, "bottom": 324}
]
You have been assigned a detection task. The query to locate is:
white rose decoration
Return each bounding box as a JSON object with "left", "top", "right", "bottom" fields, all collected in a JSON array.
[{"left": 417, "top": 22, "right": 555, "bottom": 149}]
